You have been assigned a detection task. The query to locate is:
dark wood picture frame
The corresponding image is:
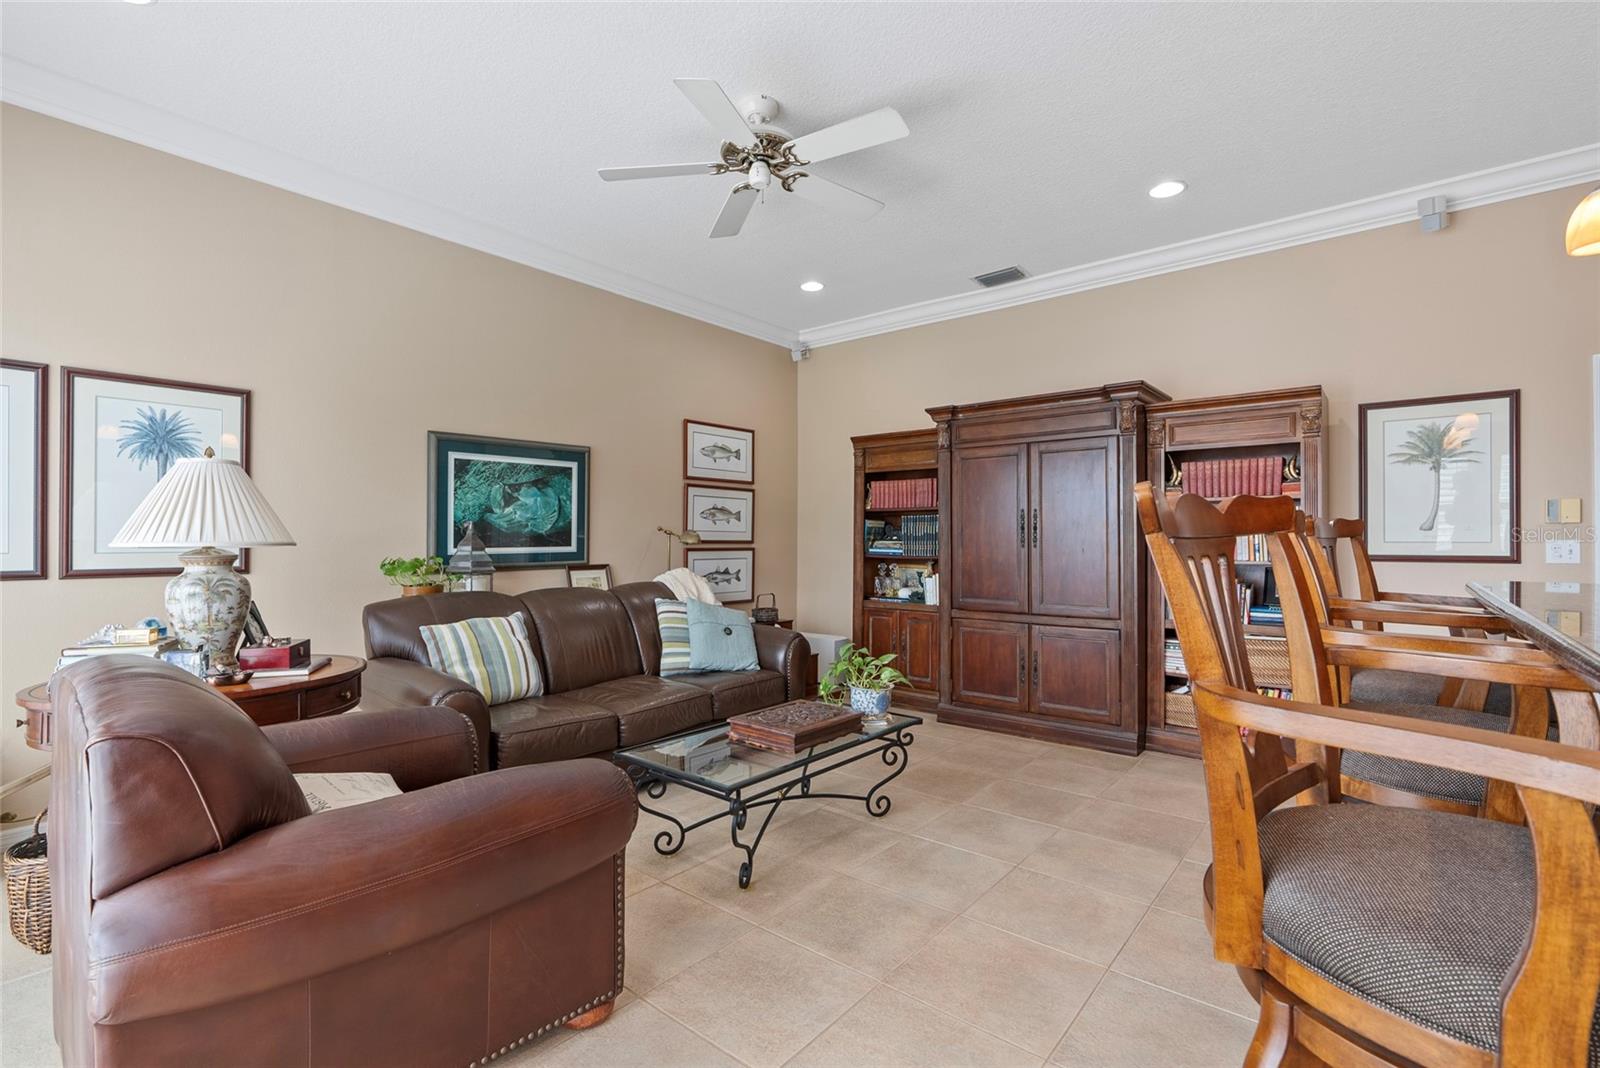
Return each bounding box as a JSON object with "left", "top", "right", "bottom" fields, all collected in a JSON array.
[
  {"left": 1358, "top": 388, "right": 1520, "bottom": 563},
  {"left": 1, "top": 359, "right": 48, "bottom": 580},
  {"left": 61, "top": 367, "right": 252, "bottom": 578},
  {"left": 565, "top": 563, "right": 613, "bottom": 590},
  {"left": 683, "top": 545, "right": 756, "bottom": 604},
  {"left": 682, "top": 419, "right": 755, "bottom": 484},
  {"left": 427, "top": 430, "right": 590, "bottom": 570},
  {"left": 683, "top": 481, "right": 755, "bottom": 543}
]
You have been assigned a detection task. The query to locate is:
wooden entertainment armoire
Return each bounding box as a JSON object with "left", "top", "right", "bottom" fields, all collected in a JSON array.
[{"left": 927, "top": 382, "right": 1169, "bottom": 753}]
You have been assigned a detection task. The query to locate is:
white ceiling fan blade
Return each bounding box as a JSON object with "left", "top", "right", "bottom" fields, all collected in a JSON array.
[
  {"left": 784, "top": 107, "right": 909, "bottom": 164},
  {"left": 788, "top": 175, "right": 884, "bottom": 220},
  {"left": 598, "top": 163, "right": 722, "bottom": 182},
  {"left": 709, "top": 184, "right": 760, "bottom": 238},
  {"left": 674, "top": 78, "right": 755, "bottom": 147}
]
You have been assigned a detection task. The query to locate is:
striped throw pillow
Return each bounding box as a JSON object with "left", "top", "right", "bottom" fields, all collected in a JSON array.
[
  {"left": 418, "top": 614, "right": 543, "bottom": 706},
  {"left": 655, "top": 598, "right": 694, "bottom": 675}
]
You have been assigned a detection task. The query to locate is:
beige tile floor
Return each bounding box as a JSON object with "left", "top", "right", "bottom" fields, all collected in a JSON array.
[{"left": 0, "top": 716, "right": 1256, "bottom": 1067}]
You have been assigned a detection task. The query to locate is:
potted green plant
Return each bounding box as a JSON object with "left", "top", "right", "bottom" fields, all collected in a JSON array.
[
  {"left": 379, "top": 555, "right": 451, "bottom": 597},
  {"left": 818, "top": 642, "right": 910, "bottom": 721}
]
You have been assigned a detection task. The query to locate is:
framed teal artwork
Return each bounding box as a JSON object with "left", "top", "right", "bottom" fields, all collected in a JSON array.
[{"left": 428, "top": 432, "right": 589, "bottom": 569}]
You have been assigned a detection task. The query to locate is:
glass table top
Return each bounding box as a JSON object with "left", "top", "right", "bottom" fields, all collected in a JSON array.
[
  {"left": 1468, "top": 581, "right": 1600, "bottom": 687},
  {"left": 615, "top": 712, "right": 922, "bottom": 795}
]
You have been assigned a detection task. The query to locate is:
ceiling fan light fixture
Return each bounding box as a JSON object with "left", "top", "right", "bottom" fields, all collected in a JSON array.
[
  {"left": 1148, "top": 180, "right": 1187, "bottom": 199},
  {"left": 748, "top": 160, "right": 772, "bottom": 190},
  {"left": 800, "top": 280, "right": 825, "bottom": 293}
]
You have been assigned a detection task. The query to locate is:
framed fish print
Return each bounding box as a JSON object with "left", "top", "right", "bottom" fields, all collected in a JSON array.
[
  {"left": 1, "top": 359, "right": 47, "bottom": 580},
  {"left": 62, "top": 368, "right": 250, "bottom": 578},
  {"left": 685, "top": 546, "right": 754, "bottom": 604},
  {"left": 684, "top": 483, "right": 754, "bottom": 543},
  {"left": 429, "top": 432, "right": 589, "bottom": 569},
  {"left": 1359, "top": 390, "right": 1519, "bottom": 563},
  {"left": 683, "top": 419, "right": 754, "bottom": 483}
]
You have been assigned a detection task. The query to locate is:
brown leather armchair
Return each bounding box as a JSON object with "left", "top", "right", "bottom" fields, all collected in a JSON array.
[{"left": 51, "top": 657, "right": 636, "bottom": 1068}]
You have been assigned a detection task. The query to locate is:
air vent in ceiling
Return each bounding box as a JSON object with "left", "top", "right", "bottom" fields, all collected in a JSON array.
[{"left": 972, "top": 266, "right": 1029, "bottom": 288}]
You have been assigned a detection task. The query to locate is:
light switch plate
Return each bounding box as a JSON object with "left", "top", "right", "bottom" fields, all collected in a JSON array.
[
  {"left": 1545, "top": 539, "right": 1581, "bottom": 565},
  {"left": 1548, "top": 610, "right": 1583, "bottom": 638},
  {"left": 1547, "top": 498, "right": 1583, "bottom": 524},
  {"left": 1547, "top": 581, "right": 1581, "bottom": 594}
]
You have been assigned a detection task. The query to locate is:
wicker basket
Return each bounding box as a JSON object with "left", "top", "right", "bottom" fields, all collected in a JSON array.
[{"left": 4, "top": 811, "right": 50, "bottom": 955}]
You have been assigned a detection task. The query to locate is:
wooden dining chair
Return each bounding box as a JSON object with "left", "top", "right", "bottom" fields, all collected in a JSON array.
[
  {"left": 1135, "top": 484, "right": 1588, "bottom": 817},
  {"left": 1135, "top": 484, "right": 1600, "bottom": 1066},
  {"left": 1304, "top": 515, "right": 1514, "bottom": 714}
]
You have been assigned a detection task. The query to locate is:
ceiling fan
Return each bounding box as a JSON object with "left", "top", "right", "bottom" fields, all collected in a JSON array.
[{"left": 598, "top": 78, "right": 909, "bottom": 238}]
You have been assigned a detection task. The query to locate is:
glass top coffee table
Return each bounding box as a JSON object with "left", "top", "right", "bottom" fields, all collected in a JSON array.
[{"left": 615, "top": 710, "right": 921, "bottom": 888}]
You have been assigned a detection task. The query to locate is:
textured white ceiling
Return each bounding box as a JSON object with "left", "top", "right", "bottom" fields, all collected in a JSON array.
[{"left": 3, "top": 2, "right": 1597, "bottom": 346}]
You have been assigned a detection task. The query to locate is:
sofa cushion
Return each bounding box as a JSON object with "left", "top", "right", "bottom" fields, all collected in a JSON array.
[
  {"left": 1342, "top": 701, "right": 1505, "bottom": 805},
  {"left": 566, "top": 676, "right": 713, "bottom": 746},
  {"left": 488, "top": 694, "right": 618, "bottom": 767},
  {"left": 517, "top": 588, "right": 644, "bottom": 693},
  {"left": 363, "top": 591, "right": 531, "bottom": 665},
  {"left": 653, "top": 598, "right": 694, "bottom": 675},
  {"left": 611, "top": 581, "right": 675, "bottom": 675},
  {"left": 1258, "top": 804, "right": 1600, "bottom": 1061},
  {"left": 674, "top": 670, "right": 787, "bottom": 720},
  {"left": 686, "top": 600, "right": 759, "bottom": 672},
  {"left": 418, "top": 614, "right": 543, "bottom": 705}
]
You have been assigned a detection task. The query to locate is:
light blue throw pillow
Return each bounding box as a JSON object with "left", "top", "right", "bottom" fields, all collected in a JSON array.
[{"left": 686, "top": 599, "right": 759, "bottom": 673}]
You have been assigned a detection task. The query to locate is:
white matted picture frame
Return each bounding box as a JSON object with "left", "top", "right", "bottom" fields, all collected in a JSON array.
[
  {"left": 683, "top": 419, "right": 753, "bottom": 483},
  {"left": 1, "top": 359, "right": 47, "bottom": 580},
  {"left": 62, "top": 367, "right": 250, "bottom": 578},
  {"left": 1358, "top": 389, "right": 1520, "bottom": 563},
  {"left": 684, "top": 546, "right": 754, "bottom": 604},
  {"left": 565, "top": 563, "right": 613, "bottom": 590},
  {"left": 684, "top": 483, "right": 754, "bottom": 543}
]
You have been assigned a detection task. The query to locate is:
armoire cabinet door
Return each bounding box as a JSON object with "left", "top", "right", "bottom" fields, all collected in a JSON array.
[
  {"left": 1030, "top": 438, "right": 1120, "bottom": 618},
  {"left": 898, "top": 611, "right": 939, "bottom": 691},
  {"left": 863, "top": 606, "right": 899, "bottom": 659},
  {"left": 1032, "top": 625, "right": 1121, "bottom": 725},
  {"left": 950, "top": 618, "right": 1029, "bottom": 711},
  {"left": 952, "top": 444, "right": 1029, "bottom": 613}
]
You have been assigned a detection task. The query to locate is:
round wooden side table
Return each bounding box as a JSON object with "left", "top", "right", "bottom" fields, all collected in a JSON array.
[{"left": 14, "top": 655, "right": 366, "bottom": 753}]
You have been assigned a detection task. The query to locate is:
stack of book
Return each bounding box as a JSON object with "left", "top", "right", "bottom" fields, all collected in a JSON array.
[
  {"left": 728, "top": 702, "right": 863, "bottom": 754},
  {"left": 1247, "top": 603, "right": 1285, "bottom": 626},
  {"left": 1163, "top": 638, "right": 1187, "bottom": 676},
  {"left": 57, "top": 624, "right": 180, "bottom": 673},
  {"left": 868, "top": 477, "right": 937, "bottom": 509}
]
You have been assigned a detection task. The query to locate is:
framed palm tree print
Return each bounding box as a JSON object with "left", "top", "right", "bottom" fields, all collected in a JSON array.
[
  {"left": 62, "top": 368, "right": 251, "bottom": 577},
  {"left": 1359, "top": 390, "right": 1519, "bottom": 562}
]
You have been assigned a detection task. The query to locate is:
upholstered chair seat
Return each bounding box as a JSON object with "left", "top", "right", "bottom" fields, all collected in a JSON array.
[
  {"left": 1349, "top": 668, "right": 1514, "bottom": 717},
  {"left": 1259, "top": 804, "right": 1600, "bottom": 1065},
  {"left": 1339, "top": 701, "right": 1510, "bottom": 806}
]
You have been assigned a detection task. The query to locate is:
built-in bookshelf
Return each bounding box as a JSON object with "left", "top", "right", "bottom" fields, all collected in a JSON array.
[
  {"left": 1143, "top": 387, "right": 1327, "bottom": 755},
  {"left": 852, "top": 430, "right": 942, "bottom": 709}
]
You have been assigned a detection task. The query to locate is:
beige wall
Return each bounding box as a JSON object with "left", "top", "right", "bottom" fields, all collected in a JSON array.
[
  {"left": 0, "top": 106, "right": 796, "bottom": 813},
  {"left": 796, "top": 186, "right": 1600, "bottom": 635}
]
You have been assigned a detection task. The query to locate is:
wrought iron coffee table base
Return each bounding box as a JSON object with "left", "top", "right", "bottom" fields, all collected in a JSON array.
[{"left": 634, "top": 724, "right": 915, "bottom": 889}]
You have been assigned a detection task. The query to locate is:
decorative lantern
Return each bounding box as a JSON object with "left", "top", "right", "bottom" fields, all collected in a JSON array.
[{"left": 446, "top": 523, "right": 495, "bottom": 591}]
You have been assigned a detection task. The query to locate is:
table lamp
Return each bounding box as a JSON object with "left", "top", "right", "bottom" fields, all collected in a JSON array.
[{"left": 110, "top": 448, "right": 296, "bottom": 682}]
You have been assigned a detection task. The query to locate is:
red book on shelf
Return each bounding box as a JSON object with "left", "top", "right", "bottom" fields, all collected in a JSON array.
[
  {"left": 1254, "top": 456, "right": 1266, "bottom": 495},
  {"left": 1272, "top": 458, "right": 1284, "bottom": 495}
]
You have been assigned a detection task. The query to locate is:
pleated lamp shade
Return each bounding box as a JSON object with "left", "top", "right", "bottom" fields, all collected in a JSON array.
[
  {"left": 110, "top": 455, "right": 296, "bottom": 548},
  {"left": 1566, "top": 186, "right": 1600, "bottom": 257}
]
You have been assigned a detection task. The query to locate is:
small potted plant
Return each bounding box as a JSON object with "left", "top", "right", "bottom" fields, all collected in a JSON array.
[
  {"left": 379, "top": 555, "right": 451, "bottom": 597},
  {"left": 818, "top": 642, "right": 910, "bottom": 721}
]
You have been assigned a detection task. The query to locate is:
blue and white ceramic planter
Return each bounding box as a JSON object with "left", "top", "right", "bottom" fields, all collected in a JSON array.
[{"left": 850, "top": 685, "right": 892, "bottom": 717}]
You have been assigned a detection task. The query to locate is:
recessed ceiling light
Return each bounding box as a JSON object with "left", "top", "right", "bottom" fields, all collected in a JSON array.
[
  {"left": 1148, "top": 180, "right": 1187, "bottom": 199},
  {"left": 800, "top": 280, "right": 825, "bottom": 293},
  {"left": 124, "top": 0, "right": 157, "bottom": 5}
]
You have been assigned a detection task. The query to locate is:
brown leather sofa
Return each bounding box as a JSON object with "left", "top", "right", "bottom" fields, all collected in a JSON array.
[
  {"left": 362, "top": 583, "right": 810, "bottom": 768},
  {"left": 51, "top": 657, "right": 636, "bottom": 1068}
]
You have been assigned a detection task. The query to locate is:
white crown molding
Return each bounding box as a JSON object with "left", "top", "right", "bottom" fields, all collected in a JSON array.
[
  {"left": 0, "top": 58, "right": 798, "bottom": 349},
  {"left": 797, "top": 144, "right": 1600, "bottom": 349}
]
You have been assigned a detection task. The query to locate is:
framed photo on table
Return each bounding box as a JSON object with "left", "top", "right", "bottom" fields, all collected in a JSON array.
[
  {"left": 62, "top": 368, "right": 250, "bottom": 577},
  {"left": 683, "top": 420, "right": 753, "bottom": 483},
  {"left": 684, "top": 547, "right": 754, "bottom": 604},
  {"left": 565, "top": 563, "right": 613, "bottom": 590},
  {"left": 1359, "top": 389, "right": 1519, "bottom": 563},
  {"left": 684, "top": 483, "right": 754, "bottom": 542},
  {"left": 1, "top": 359, "right": 47, "bottom": 579},
  {"left": 429, "top": 431, "right": 589, "bottom": 568}
]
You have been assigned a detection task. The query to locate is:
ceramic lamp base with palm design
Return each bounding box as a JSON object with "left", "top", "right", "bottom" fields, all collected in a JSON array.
[{"left": 166, "top": 546, "right": 252, "bottom": 682}]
